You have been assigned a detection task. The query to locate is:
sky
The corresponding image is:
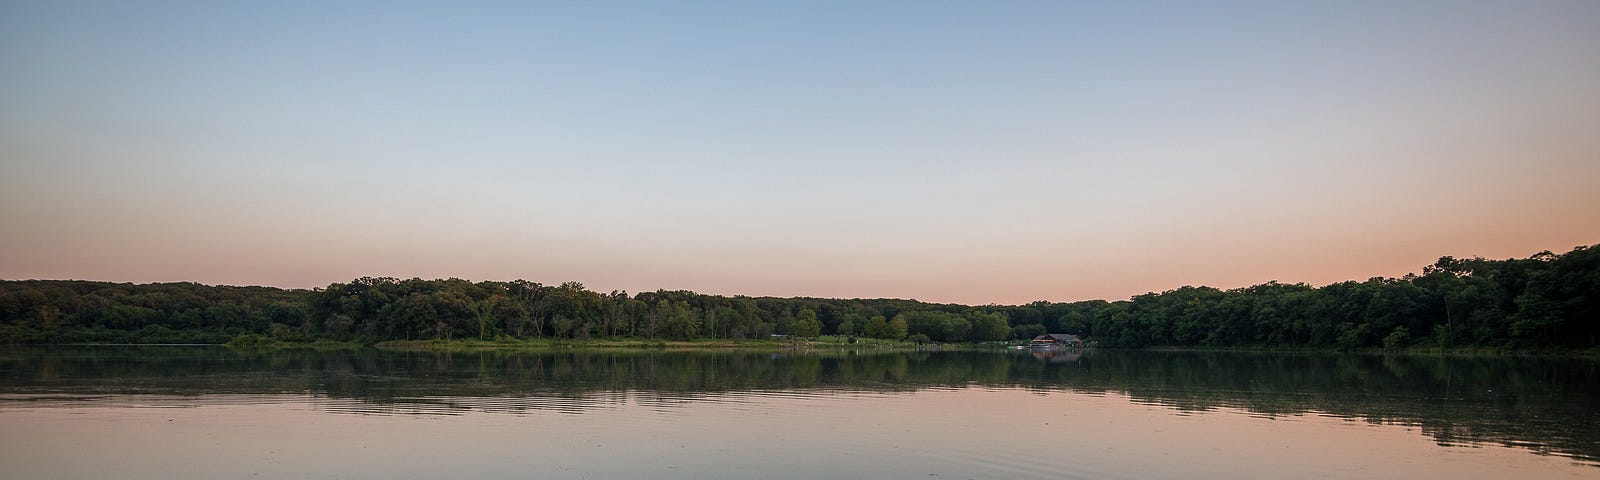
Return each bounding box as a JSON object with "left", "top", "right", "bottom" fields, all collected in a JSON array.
[{"left": 2, "top": 1, "right": 1597, "bottom": 305}]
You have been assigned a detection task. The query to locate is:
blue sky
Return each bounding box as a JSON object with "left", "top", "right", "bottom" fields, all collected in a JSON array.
[{"left": 3, "top": 1, "right": 1598, "bottom": 303}]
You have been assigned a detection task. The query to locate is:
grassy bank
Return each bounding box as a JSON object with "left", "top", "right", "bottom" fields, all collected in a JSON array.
[
  {"left": 224, "top": 334, "right": 366, "bottom": 351},
  {"left": 373, "top": 335, "right": 961, "bottom": 352}
]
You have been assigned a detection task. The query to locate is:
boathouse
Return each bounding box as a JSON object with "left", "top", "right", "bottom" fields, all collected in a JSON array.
[{"left": 1030, "top": 333, "right": 1083, "bottom": 347}]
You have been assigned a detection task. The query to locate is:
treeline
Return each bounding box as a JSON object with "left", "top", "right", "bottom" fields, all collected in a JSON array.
[{"left": 1, "top": 245, "right": 1596, "bottom": 349}]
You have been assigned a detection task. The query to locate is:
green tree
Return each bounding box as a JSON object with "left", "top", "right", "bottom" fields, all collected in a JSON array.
[
  {"left": 886, "top": 315, "right": 909, "bottom": 340},
  {"left": 790, "top": 308, "right": 822, "bottom": 338},
  {"left": 1508, "top": 291, "right": 1560, "bottom": 345},
  {"left": 968, "top": 311, "right": 1011, "bottom": 342},
  {"left": 837, "top": 314, "right": 858, "bottom": 336},
  {"left": 663, "top": 302, "right": 701, "bottom": 340},
  {"left": 1382, "top": 325, "right": 1410, "bottom": 350},
  {"left": 862, "top": 315, "right": 889, "bottom": 339},
  {"left": 1012, "top": 323, "right": 1046, "bottom": 340}
]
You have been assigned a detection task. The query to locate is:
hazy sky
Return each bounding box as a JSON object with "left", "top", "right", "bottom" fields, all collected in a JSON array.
[{"left": 2, "top": 1, "right": 1597, "bottom": 304}]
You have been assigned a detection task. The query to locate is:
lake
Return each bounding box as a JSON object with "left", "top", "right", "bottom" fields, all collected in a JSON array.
[{"left": 1, "top": 346, "right": 1595, "bottom": 479}]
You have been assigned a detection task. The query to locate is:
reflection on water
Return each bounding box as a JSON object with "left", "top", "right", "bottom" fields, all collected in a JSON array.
[
  {"left": 0, "top": 346, "right": 1596, "bottom": 477},
  {"left": 1028, "top": 347, "right": 1082, "bottom": 363}
]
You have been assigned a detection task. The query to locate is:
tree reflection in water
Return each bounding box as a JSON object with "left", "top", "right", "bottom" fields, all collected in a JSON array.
[{"left": 0, "top": 346, "right": 1594, "bottom": 464}]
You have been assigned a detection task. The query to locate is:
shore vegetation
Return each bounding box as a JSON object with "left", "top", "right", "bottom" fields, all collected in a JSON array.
[{"left": 2, "top": 245, "right": 1596, "bottom": 353}]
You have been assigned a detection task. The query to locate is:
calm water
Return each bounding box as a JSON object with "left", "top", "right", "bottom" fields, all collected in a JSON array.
[{"left": 0, "top": 346, "right": 1595, "bottom": 479}]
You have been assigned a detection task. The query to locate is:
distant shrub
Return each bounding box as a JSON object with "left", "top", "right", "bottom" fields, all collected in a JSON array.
[
  {"left": 1383, "top": 326, "right": 1410, "bottom": 351},
  {"left": 226, "top": 334, "right": 275, "bottom": 349}
]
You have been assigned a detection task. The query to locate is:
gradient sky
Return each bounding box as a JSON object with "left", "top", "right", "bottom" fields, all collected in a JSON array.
[{"left": 2, "top": 1, "right": 1597, "bottom": 304}]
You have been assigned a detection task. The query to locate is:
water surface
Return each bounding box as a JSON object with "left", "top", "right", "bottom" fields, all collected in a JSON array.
[{"left": 1, "top": 346, "right": 1595, "bottom": 479}]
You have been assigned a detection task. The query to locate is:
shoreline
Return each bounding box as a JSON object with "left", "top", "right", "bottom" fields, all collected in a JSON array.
[{"left": 10, "top": 339, "right": 1594, "bottom": 358}]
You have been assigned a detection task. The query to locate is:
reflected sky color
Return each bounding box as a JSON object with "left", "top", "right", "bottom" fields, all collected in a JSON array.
[
  {"left": 2, "top": 347, "right": 1596, "bottom": 477},
  {"left": 2, "top": 1, "right": 1597, "bottom": 303},
  {"left": 2, "top": 390, "right": 1591, "bottom": 480}
]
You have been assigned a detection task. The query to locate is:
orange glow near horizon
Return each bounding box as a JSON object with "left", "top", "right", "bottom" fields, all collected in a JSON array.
[{"left": 2, "top": 2, "right": 1598, "bottom": 304}]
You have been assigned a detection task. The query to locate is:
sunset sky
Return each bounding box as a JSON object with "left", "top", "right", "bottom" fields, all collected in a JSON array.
[{"left": 2, "top": 1, "right": 1597, "bottom": 304}]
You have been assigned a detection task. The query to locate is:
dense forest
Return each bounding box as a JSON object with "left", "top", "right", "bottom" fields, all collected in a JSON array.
[{"left": 1, "top": 245, "right": 1596, "bottom": 350}]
